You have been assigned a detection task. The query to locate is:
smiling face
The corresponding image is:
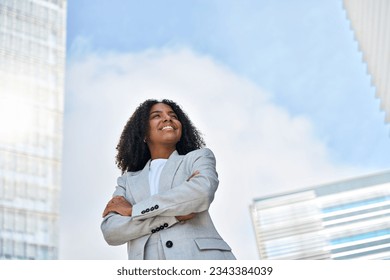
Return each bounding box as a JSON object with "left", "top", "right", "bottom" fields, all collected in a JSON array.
[{"left": 146, "top": 103, "right": 182, "bottom": 155}]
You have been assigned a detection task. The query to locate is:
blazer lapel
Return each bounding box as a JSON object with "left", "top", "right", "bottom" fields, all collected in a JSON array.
[
  {"left": 159, "top": 151, "right": 183, "bottom": 193},
  {"left": 128, "top": 161, "right": 151, "bottom": 203}
]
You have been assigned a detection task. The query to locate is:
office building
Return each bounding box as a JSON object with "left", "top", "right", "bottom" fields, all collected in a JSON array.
[
  {"left": 343, "top": 0, "right": 390, "bottom": 124},
  {"left": 0, "top": 0, "right": 67, "bottom": 259},
  {"left": 250, "top": 170, "right": 390, "bottom": 259}
]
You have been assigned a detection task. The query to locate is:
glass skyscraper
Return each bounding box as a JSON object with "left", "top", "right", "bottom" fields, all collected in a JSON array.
[
  {"left": 0, "top": 0, "right": 66, "bottom": 259},
  {"left": 250, "top": 170, "right": 390, "bottom": 259},
  {"left": 343, "top": 0, "right": 390, "bottom": 124}
]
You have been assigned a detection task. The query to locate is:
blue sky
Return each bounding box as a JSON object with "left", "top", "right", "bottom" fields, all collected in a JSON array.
[
  {"left": 66, "top": 0, "right": 390, "bottom": 168},
  {"left": 62, "top": 0, "right": 390, "bottom": 260}
]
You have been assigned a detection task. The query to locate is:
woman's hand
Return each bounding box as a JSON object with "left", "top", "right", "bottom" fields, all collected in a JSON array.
[
  {"left": 176, "top": 213, "right": 196, "bottom": 222},
  {"left": 186, "top": 170, "right": 200, "bottom": 181},
  {"left": 102, "top": 196, "right": 133, "bottom": 217}
]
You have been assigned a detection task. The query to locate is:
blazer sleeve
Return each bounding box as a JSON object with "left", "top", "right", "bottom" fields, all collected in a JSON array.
[
  {"left": 100, "top": 175, "right": 179, "bottom": 245},
  {"left": 131, "top": 148, "right": 219, "bottom": 220}
]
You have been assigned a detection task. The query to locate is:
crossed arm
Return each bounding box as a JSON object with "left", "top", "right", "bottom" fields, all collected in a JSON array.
[{"left": 102, "top": 170, "right": 200, "bottom": 221}]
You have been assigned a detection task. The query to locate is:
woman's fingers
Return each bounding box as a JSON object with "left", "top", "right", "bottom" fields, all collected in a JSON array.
[{"left": 186, "top": 170, "right": 200, "bottom": 181}]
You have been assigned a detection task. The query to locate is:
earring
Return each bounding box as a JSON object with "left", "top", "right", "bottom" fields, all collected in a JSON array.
[{"left": 143, "top": 138, "right": 147, "bottom": 143}]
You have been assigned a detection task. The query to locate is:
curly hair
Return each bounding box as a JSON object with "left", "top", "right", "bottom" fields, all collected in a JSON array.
[{"left": 116, "top": 99, "right": 205, "bottom": 173}]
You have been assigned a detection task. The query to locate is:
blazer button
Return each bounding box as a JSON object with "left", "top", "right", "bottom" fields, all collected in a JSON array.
[
  {"left": 164, "top": 223, "right": 168, "bottom": 228},
  {"left": 165, "top": 241, "right": 173, "bottom": 248},
  {"left": 141, "top": 210, "right": 145, "bottom": 214},
  {"left": 150, "top": 206, "right": 154, "bottom": 211},
  {"left": 151, "top": 229, "right": 156, "bottom": 233},
  {"left": 159, "top": 225, "right": 164, "bottom": 230},
  {"left": 145, "top": 208, "right": 150, "bottom": 212},
  {"left": 154, "top": 205, "right": 159, "bottom": 210}
]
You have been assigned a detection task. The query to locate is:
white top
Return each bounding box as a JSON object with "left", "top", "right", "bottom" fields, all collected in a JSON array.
[{"left": 148, "top": 159, "right": 168, "bottom": 196}]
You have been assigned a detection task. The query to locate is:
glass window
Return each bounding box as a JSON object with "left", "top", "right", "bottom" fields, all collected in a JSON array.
[
  {"left": 27, "top": 183, "right": 37, "bottom": 200},
  {"left": 26, "top": 213, "right": 37, "bottom": 234},
  {"left": 14, "top": 241, "right": 25, "bottom": 259},
  {"left": 4, "top": 210, "right": 14, "bottom": 231},
  {"left": 37, "top": 245, "right": 49, "bottom": 259},
  {"left": 4, "top": 239, "right": 13, "bottom": 257},
  {"left": 0, "top": 238, "right": 3, "bottom": 256},
  {"left": 4, "top": 179, "right": 15, "bottom": 200},
  {"left": 0, "top": 177, "right": 4, "bottom": 198},
  {"left": 330, "top": 229, "right": 390, "bottom": 245},
  {"left": 0, "top": 209, "right": 3, "bottom": 229},
  {"left": 15, "top": 212, "right": 25, "bottom": 232},
  {"left": 38, "top": 216, "right": 49, "bottom": 243},
  {"left": 322, "top": 196, "right": 390, "bottom": 213},
  {"left": 26, "top": 243, "right": 36, "bottom": 260},
  {"left": 18, "top": 181, "right": 27, "bottom": 198},
  {"left": 38, "top": 186, "right": 46, "bottom": 201}
]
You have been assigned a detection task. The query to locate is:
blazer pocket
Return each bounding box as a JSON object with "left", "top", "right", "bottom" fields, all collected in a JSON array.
[{"left": 194, "top": 238, "right": 232, "bottom": 251}]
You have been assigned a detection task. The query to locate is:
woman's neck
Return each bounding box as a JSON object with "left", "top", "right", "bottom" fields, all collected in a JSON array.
[{"left": 148, "top": 145, "right": 176, "bottom": 160}]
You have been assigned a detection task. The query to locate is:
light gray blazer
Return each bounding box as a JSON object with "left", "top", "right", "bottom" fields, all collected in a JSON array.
[{"left": 101, "top": 148, "right": 235, "bottom": 260}]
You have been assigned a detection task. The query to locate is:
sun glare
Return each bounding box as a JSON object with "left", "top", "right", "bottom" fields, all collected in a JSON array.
[{"left": 0, "top": 96, "right": 35, "bottom": 144}]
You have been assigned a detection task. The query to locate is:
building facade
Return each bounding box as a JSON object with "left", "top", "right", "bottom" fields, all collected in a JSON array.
[
  {"left": 343, "top": 0, "right": 390, "bottom": 124},
  {"left": 0, "top": 0, "right": 66, "bottom": 259},
  {"left": 250, "top": 170, "right": 390, "bottom": 259}
]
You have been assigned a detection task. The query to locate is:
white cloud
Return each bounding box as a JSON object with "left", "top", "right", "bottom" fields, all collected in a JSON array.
[{"left": 61, "top": 47, "right": 362, "bottom": 259}]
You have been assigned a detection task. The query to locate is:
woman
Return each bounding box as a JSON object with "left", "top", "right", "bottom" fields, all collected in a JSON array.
[{"left": 101, "top": 99, "right": 235, "bottom": 260}]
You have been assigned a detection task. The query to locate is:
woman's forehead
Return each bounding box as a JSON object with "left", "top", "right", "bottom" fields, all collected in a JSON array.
[{"left": 150, "top": 103, "right": 174, "bottom": 113}]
